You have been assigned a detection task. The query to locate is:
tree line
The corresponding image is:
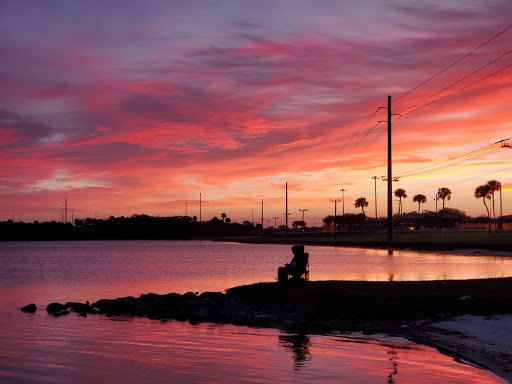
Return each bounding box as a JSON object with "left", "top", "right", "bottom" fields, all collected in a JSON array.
[
  {"left": 324, "top": 180, "right": 510, "bottom": 232},
  {"left": 0, "top": 214, "right": 262, "bottom": 241}
]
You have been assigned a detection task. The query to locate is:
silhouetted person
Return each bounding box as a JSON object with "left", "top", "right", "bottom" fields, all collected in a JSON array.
[
  {"left": 277, "top": 244, "right": 309, "bottom": 283},
  {"left": 286, "top": 245, "right": 309, "bottom": 280}
]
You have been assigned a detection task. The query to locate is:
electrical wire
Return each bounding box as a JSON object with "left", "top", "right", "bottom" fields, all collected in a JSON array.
[
  {"left": 402, "top": 61, "right": 512, "bottom": 117},
  {"left": 399, "top": 48, "right": 512, "bottom": 115},
  {"left": 394, "top": 144, "right": 495, "bottom": 177},
  {"left": 296, "top": 119, "right": 384, "bottom": 191},
  {"left": 291, "top": 108, "right": 380, "bottom": 190},
  {"left": 394, "top": 22, "right": 512, "bottom": 102}
]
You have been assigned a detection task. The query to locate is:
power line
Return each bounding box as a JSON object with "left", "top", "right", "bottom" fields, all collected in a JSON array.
[
  {"left": 394, "top": 143, "right": 495, "bottom": 177},
  {"left": 399, "top": 48, "right": 512, "bottom": 115},
  {"left": 395, "top": 22, "right": 512, "bottom": 102},
  {"left": 295, "top": 109, "right": 382, "bottom": 191},
  {"left": 402, "top": 61, "right": 512, "bottom": 117},
  {"left": 298, "top": 121, "right": 386, "bottom": 190},
  {"left": 397, "top": 148, "right": 505, "bottom": 178}
]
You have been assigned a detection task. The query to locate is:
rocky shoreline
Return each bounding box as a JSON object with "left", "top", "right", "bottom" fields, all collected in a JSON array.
[{"left": 22, "top": 277, "right": 512, "bottom": 382}]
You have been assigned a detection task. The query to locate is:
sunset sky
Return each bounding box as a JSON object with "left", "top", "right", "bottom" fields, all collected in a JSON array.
[{"left": 1, "top": 0, "right": 512, "bottom": 225}]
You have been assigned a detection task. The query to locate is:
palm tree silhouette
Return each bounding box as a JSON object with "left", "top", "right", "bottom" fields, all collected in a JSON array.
[
  {"left": 221, "top": 213, "right": 226, "bottom": 222},
  {"left": 394, "top": 189, "right": 407, "bottom": 216},
  {"left": 474, "top": 184, "right": 491, "bottom": 233},
  {"left": 354, "top": 197, "right": 369, "bottom": 216},
  {"left": 436, "top": 187, "right": 452, "bottom": 210},
  {"left": 486, "top": 180, "right": 501, "bottom": 232},
  {"left": 412, "top": 194, "right": 427, "bottom": 213}
]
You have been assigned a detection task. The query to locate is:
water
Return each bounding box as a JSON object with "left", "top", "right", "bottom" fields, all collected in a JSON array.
[{"left": 1, "top": 240, "right": 510, "bottom": 383}]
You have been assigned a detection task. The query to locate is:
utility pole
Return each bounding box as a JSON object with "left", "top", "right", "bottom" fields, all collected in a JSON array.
[
  {"left": 285, "top": 182, "right": 288, "bottom": 236},
  {"left": 185, "top": 203, "right": 188, "bottom": 217},
  {"left": 261, "top": 199, "right": 264, "bottom": 229},
  {"left": 434, "top": 196, "right": 438, "bottom": 213},
  {"left": 372, "top": 176, "right": 378, "bottom": 225},
  {"left": 500, "top": 184, "right": 503, "bottom": 230},
  {"left": 200, "top": 193, "right": 202, "bottom": 222},
  {"left": 299, "top": 208, "right": 308, "bottom": 230},
  {"left": 387, "top": 95, "right": 392, "bottom": 241},
  {"left": 266, "top": 219, "right": 271, "bottom": 227},
  {"left": 330, "top": 198, "right": 342, "bottom": 238},
  {"left": 273, "top": 216, "right": 279, "bottom": 229},
  {"left": 340, "top": 188, "right": 346, "bottom": 216},
  {"left": 379, "top": 96, "right": 399, "bottom": 241},
  {"left": 63, "top": 198, "right": 68, "bottom": 224}
]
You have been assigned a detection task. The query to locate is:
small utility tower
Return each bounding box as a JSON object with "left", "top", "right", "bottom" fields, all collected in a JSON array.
[
  {"left": 63, "top": 198, "right": 68, "bottom": 224},
  {"left": 329, "top": 198, "right": 342, "bottom": 239}
]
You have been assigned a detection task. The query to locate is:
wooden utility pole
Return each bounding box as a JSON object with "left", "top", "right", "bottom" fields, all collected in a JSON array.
[
  {"left": 299, "top": 208, "right": 308, "bottom": 231},
  {"left": 387, "top": 95, "right": 393, "bottom": 242},
  {"left": 330, "top": 198, "right": 342, "bottom": 239},
  {"left": 261, "top": 199, "right": 264, "bottom": 229},
  {"left": 285, "top": 182, "right": 288, "bottom": 236},
  {"left": 372, "top": 176, "right": 378, "bottom": 225}
]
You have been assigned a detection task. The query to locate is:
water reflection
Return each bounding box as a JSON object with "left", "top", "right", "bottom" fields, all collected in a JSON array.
[
  {"left": 387, "top": 349, "right": 398, "bottom": 383},
  {"left": 278, "top": 333, "right": 312, "bottom": 370}
]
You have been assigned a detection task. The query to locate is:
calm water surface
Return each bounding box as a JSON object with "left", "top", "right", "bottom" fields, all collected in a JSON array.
[{"left": 1, "top": 240, "right": 510, "bottom": 383}]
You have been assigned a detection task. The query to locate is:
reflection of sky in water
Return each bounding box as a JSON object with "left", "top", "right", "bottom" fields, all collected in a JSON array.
[
  {"left": 0, "top": 314, "right": 506, "bottom": 384},
  {"left": 2, "top": 240, "right": 512, "bottom": 301},
  {"left": 0, "top": 241, "right": 509, "bottom": 383}
]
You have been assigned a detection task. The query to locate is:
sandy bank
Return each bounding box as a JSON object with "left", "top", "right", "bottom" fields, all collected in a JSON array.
[{"left": 400, "top": 315, "right": 512, "bottom": 383}]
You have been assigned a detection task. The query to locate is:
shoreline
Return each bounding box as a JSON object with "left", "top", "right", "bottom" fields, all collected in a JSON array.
[
  {"left": 29, "top": 277, "right": 512, "bottom": 383},
  {"left": 217, "top": 230, "right": 512, "bottom": 255}
]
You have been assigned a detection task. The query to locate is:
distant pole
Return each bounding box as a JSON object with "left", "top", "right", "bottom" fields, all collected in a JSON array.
[
  {"left": 434, "top": 196, "right": 438, "bottom": 213},
  {"left": 252, "top": 209, "right": 254, "bottom": 225},
  {"left": 185, "top": 203, "right": 188, "bottom": 217},
  {"left": 299, "top": 208, "right": 308, "bottom": 230},
  {"left": 341, "top": 188, "right": 346, "bottom": 216},
  {"left": 330, "top": 198, "right": 342, "bottom": 239},
  {"left": 266, "top": 219, "right": 271, "bottom": 227},
  {"left": 372, "top": 176, "right": 378, "bottom": 224},
  {"left": 500, "top": 184, "right": 503, "bottom": 230},
  {"left": 261, "top": 199, "right": 264, "bottom": 229},
  {"left": 387, "top": 95, "right": 393, "bottom": 242},
  {"left": 285, "top": 182, "right": 288, "bottom": 236},
  {"left": 64, "top": 198, "right": 68, "bottom": 224},
  {"left": 341, "top": 188, "right": 346, "bottom": 232},
  {"left": 273, "top": 216, "right": 279, "bottom": 229},
  {"left": 200, "top": 193, "right": 202, "bottom": 222}
]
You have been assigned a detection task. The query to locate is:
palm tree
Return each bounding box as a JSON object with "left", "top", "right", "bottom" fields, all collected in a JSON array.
[
  {"left": 221, "top": 213, "right": 226, "bottom": 222},
  {"left": 354, "top": 197, "right": 369, "bottom": 216},
  {"left": 436, "top": 187, "right": 452, "bottom": 210},
  {"left": 323, "top": 215, "right": 334, "bottom": 231},
  {"left": 486, "top": 180, "right": 501, "bottom": 232},
  {"left": 413, "top": 194, "right": 427, "bottom": 213},
  {"left": 394, "top": 189, "right": 407, "bottom": 216},
  {"left": 474, "top": 185, "right": 491, "bottom": 233}
]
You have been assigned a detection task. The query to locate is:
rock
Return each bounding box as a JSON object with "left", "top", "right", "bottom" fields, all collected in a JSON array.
[
  {"left": 21, "top": 303, "right": 37, "bottom": 313},
  {"left": 53, "top": 310, "right": 70, "bottom": 317},
  {"left": 46, "top": 302, "right": 68, "bottom": 313}
]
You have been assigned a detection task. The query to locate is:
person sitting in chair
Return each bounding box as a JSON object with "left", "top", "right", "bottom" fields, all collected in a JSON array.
[{"left": 285, "top": 245, "right": 309, "bottom": 280}]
